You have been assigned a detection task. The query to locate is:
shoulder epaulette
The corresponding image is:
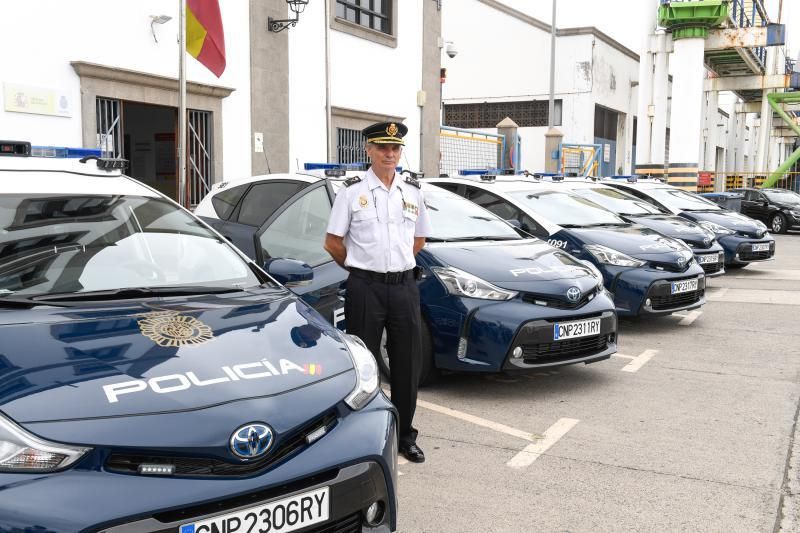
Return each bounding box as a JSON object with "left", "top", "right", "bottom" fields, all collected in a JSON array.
[
  {"left": 404, "top": 176, "right": 421, "bottom": 189},
  {"left": 343, "top": 175, "right": 362, "bottom": 187}
]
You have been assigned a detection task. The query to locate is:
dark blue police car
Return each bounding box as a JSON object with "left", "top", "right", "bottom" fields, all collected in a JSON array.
[
  {"left": 0, "top": 143, "right": 397, "bottom": 532},
  {"left": 197, "top": 170, "right": 617, "bottom": 384},
  {"left": 429, "top": 175, "right": 706, "bottom": 317},
  {"left": 605, "top": 177, "right": 775, "bottom": 267},
  {"left": 549, "top": 179, "right": 726, "bottom": 277}
]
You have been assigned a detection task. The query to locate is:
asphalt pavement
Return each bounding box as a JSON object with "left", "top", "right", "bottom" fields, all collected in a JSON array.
[{"left": 396, "top": 233, "right": 800, "bottom": 533}]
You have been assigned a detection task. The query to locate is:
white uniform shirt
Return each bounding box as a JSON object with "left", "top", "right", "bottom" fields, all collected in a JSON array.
[{"left": 326, "top": 168, "right": 432, "bottom": 273}]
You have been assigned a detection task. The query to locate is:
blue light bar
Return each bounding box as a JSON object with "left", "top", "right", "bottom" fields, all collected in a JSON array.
[
  {"left": 303, "top": 162, "right": 367, "bottom": 171},
  {"left": 31, "top": 146, "right": 103, "bottom": 159}
]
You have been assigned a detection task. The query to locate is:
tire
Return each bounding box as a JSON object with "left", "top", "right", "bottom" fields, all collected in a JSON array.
[
  {"left": 377, "top": 321, "right": 438, "bottom": 387},
  {"left": 726, "top": 263, "right": 747, "bottom": 269},
  {"left": 770, "top": 213, "right": 787, "bottom": 234}
]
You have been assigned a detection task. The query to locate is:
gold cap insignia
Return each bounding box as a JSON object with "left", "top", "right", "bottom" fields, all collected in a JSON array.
[
  {"left": 358, "top": 195, "right": 368, "bottom": 208},
  {"left": 387, "top": 123, "right": 399, "bottom": 137},
  {"left": 138, "top": 311, "right": 214, "bottom": 347}
]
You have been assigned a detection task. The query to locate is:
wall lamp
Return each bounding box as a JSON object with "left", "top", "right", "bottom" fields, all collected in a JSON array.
[
  {"left": 268, "top": 0, "right": 309, "bottom": 32},
  {"left": 150, "top": 15, "right": 172, "bottom": 43}
]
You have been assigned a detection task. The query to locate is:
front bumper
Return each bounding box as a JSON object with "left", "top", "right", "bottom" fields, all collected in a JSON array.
[
  {"left": 607, "top": 265, "right": 706, "bottom": 317},
  {"left": 0, "top": 397, "right": 398, "bottom": 533},
  {"left": 424, "top": 289, "right": 617, "bottom": 373},
  {"left": 719, "top": 235, "right": 775, "bottom": 265}
]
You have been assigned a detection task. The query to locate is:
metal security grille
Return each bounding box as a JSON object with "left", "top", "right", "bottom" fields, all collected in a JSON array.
[
  {"left": 96, "top": 98, "right": 123, "bottom": 158},
  {"left": 188, "top": 110, "right": 213, "bottom": 207},
  {"left": 335, "top": 0, "right": 391, "bottom": 34},
  {"left": 440, "top": 127, "right": 505, "bottom": 177},
  {"left": 444, "top": 100, "right": 561, "bottom": 129},
  {"left": 336, "top": 128, "right": 368, "bottom": 165}
]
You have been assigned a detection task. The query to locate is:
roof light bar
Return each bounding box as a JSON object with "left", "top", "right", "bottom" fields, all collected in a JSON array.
[{"left": 0, "top": 141, "right": 31, "bottom": 157}]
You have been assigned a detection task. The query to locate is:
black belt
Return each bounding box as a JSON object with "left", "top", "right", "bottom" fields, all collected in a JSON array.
[{"left": 349, "top": 267, "right": 414, "bottom": 284}]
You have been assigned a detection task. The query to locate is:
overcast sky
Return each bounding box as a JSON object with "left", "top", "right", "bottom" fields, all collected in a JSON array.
[{"left": 499, "top": 0, "right": 798, "bottom": 68}]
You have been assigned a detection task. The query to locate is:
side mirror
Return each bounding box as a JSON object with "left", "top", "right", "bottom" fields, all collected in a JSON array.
[{"left": 264, "top": 258, "right": 313, "bottom": 288}]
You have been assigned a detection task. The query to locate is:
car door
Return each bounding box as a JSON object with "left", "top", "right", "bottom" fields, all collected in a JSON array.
[
  {"left": 202, "top": 180, "right": 306, "bottom": 258},
  {"left": 255, "top": 181, "right": 347, "bottom": 328},
  {"left": 740, "top": 190, "right": 761, "bottom": 219}
]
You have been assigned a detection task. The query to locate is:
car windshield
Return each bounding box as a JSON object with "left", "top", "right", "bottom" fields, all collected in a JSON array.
[
  {"left": 763, "top": 190, "right": 800, "bottom": 205},
  {"left": 571, "top": 187, "right": 663, "bottom": 216},
  {"left": 508, "top": 190, "right": 627, "bottom": 227},
  {"left": 0, "top": 193, "right": 266, "bottom": 298},
  {"left": 642, "top": 187, "right": 721, "bottom": 211},
  {"left": 424, "top": 188, "right": 522, "bottom": 241}
]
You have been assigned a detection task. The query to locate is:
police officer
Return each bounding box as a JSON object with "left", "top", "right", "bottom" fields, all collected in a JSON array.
[{"left": 324, "top": 121, "right": 432, "bottom": 463}]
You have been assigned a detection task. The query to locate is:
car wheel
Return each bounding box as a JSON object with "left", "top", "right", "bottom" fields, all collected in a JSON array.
[
  {"left": 378, "top": 321, "right": 438, "bottom": 387},
  {"left": 770, "top": 213, "right": 787, "bottom": 234}
]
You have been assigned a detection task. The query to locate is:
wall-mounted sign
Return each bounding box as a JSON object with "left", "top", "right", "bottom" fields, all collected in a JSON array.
[
  {"left": 603, "top": 143, "right": 611, "bottom": 163},
  {"left": 3, "top": 83, "right": 72, "bottom": 117}
]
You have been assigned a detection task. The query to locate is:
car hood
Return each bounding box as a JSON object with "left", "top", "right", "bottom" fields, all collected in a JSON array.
[
  {"left": 681, "top": 210, "right": 767, "bottom": 236},
  {"left": 570, "top": 225, "right": 692, "bottom": 261},
  {"left": 427, "top": 239, "right": 597, "bottom": 283},
  {"left": 774, "top": 201, "right": 800, "bottom": 210},
  {"left": 0, "top": 292, "right": 355, "bottom": 422},
  {"left": 624, "top": 215, "right": 713, "bottom": 247}
]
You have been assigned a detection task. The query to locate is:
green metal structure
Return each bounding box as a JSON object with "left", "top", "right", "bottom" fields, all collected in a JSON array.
[
  {"left": 762, "top": 92, "right": 800, "bottom": 189},
  {"left": 658, "top": 0, "right": 729, "bottom": 40}
]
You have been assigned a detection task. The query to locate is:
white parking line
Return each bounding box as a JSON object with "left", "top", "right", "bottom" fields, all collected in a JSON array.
[
  {"left": 611, "top": 353, "right": 636, "bottom": 360},
  {"left": 417, "top": 399, "right": 541, "bottom": 442},
  {"left": 678, "top": 310, "right": 702, "bottom": 326},
  {"left": 506, "top": 418, "right": 580, "bottom": 469},
  {"left": 620, "top": 349, "right": 658, "bottom": 373}
]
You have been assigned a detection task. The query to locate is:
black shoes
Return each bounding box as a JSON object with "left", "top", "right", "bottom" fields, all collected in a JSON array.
[{"left": 400, "top": 443, "right": 425, "bottom": 463}]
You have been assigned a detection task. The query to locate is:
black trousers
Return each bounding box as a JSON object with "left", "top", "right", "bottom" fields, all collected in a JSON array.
[{"left": 345, "top": 271, "right": 421, "bottom": 447}]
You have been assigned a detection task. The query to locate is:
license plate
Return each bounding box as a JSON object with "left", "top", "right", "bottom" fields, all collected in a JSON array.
[
  {"left": 553, "top": 318, "right": 601, "bottom": 341},
  {"left": 671, "top": 278, "right": 698, "bottom": 294},
  {"left": 752, "top": 243, "right": 770, "bottom": 252},
  {"left": 181, "top": 487, "right": 329, "bottom": 533},
  {"left": 697, "top": 254, "right": 718, "bottom": 265}
]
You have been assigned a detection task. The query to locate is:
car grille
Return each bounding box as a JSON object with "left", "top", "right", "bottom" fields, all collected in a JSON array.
[
  {"left": 701, "top": 261, "right": 723, "bottom": 275},
  {"left": 521, "top": 334, "right": 611, "bottom": 365},
  {"left": 311, "top": 513, "right": 362, "bottom": 532},
  {"left": 650, "top": 289, "right": 704, "bottom": 311},
  {"left": 521, "top": 286, "right": 600, "bottom": 310},
  {"left": 106, "top": 413, "right": 337, "bottom": 478},
  {"left": 738, "top": 249, "right": 773, "bottom": 261},
  {"left": 648, "top": 261, "right": 688, "bottom": 273}
]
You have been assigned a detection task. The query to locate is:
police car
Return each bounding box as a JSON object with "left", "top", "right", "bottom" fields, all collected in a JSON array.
[
  {"left": 604, "top": 177, "right": 776, "bottom": 267},
  {"left": 197, "top": 165, "right": 618, "bottom": 382},
  {"left": 0, "top": 143, "right": 397, "bottom": 532},
  {"left": 428, "top": 174, "right": 706, "bottom": 317},
  {"left": 540, "top": 178, "right": 726, "bottom": 277}
]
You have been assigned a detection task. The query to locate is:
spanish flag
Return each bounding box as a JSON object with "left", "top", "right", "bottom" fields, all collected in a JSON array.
[{"left": 186, "top": 0, "right": 226, "bottom": 77}]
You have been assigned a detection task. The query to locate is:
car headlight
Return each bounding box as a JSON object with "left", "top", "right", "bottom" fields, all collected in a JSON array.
[
  {"left": 698, "top": 221, "right": 734, "bottom": 236},
  {"left": 754, "top": 220, "right": 768, "bottom": 231},
  {"left": 584, "top": 244, "right": 646, "bottom": 267},
  {"left": 790, "top": 210, "right": 800, "bottom": 218},
  {"left": 431, "top": 266, "right": 518, "bottom": 300},
  {"left": 0, "top": 413, "right": 89, "bottom": 472},
  {"left": 341, "top": 334, "right": 380, "bottom": 410}
]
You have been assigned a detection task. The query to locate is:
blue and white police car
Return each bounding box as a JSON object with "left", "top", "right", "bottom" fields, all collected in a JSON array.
[
  {"left": 196, "top": 166, "right": 618, "bottom": 384},
  {"left": 428, "top": 174, "right": 706, "bottom": 317},
  {"left": 604, "top": 177, "right": 775, "bottom": 268},
  {"left": 0, "top": 142, "right": 397, "bottom": 532}
]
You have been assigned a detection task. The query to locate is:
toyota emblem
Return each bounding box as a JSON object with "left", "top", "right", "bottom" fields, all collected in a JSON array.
[
  {"left": 230, "top": 423, "right": 274, "bottom": 460},
  {"left": 566, "top": 286, "right": 581, "bottom": 302}
]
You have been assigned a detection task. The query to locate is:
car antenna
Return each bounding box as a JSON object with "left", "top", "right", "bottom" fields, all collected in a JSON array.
[{"left": 263, "top": 147, "right": 272, "bottom": 174}]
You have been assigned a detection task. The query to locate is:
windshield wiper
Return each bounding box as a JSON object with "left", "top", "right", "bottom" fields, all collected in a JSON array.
[
  {"left": 0, "top": 295, "right": 70, "bottom": 308},
  {"left": 452, "top": 236, "right": 520, "bottom": 242},
  {"left": 33, "top": 286, "right": 245, "bottom": 302},
  {"left": 425, "top": 237, "right": 450, "bottom": 243}
]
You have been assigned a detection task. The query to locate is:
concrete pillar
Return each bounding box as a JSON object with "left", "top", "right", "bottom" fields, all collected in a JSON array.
[
  {"left": 666, "top": 37, "right": 706, "bottom": 190},
  {"left": 724, "top": 108, "right": 737, "bottom": 174},
  {"left": 651, "top": 33, "right": 670, "bottom": 168},
  {"left": 705, "top": 90, "right": 719, "bottom": 170},
  {"left": 420, "top": 0, "right": 442, "bottom": 179},
  {"left": 497, "top": 117, "right": 520, "bottom": 172},
  {"left": 544, "top": 127, "right": 564, "bottom": 173},
  {"left": 635, "top": 45, "right": 654, "bottom": 168},
  {"left": 698, "top": 90, "right": 709, "bottom": 168},
  {"left": 735, "top": 111, "right": 747, "bottom": 172},
  {"left": 754, "top": 48, "right": 777, "bottom": 176}
]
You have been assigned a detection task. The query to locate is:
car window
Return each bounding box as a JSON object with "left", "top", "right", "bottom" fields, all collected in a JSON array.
[
  {"left": 642, "top": 187, "right": 721, "bottom": 211},
  {"left": 762, "top": 190, "right": 800, "bottom": 205},
  {"left": 0, "top": 194, "right": 263, "bottom": 297},
  {"left": 744, "top": 191, "right": 760, "bottom": 202},
  {"left": 237, "top": 181, "right": 303, "bottom": 227},
  {"left": 465, "top": 186, "right": 518, "bottom": 219},
  {"left": 434, "top": 182, "right": 460, "bottom": 194},
  {"left": 573, "top": 187, "right": 664, "bottom": 215},
  {"left": 424, "top": 189, "right": 522, "bottom": 240},
  {"left": 508, "top": 190, "right": 627, "bottom": 226},
  {"left": 259, "top": 186, "right": 332, "bottom": 267},
  {"left": 211, "top": 184, "right": 248, "bottom": 220}
]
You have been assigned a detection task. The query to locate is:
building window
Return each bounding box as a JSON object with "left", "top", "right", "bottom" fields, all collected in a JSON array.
[
  {"left": 335, "top": 0, "right": 391, "bottom": 34},
  {"left": 444, "top": 100, "right": 562, "bottom": 129},
  {"left": 336, "top": 128, "right": 368, "bottom": 165}
]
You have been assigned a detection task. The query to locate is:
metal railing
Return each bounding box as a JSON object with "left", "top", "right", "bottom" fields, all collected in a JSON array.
[
  {"left": 439, "top": 127, "right": 505, "bottom": 177},
  {"left": 728, "top": 0, "right": 768, "bottom": 67},
  {"left": 697, "top": 172, "right": 800, "bottom": 192}
]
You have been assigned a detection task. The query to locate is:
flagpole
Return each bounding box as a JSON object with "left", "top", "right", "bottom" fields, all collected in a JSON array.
[{"left": 178, "top": 0, "right": 188, "bottom": 207}]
